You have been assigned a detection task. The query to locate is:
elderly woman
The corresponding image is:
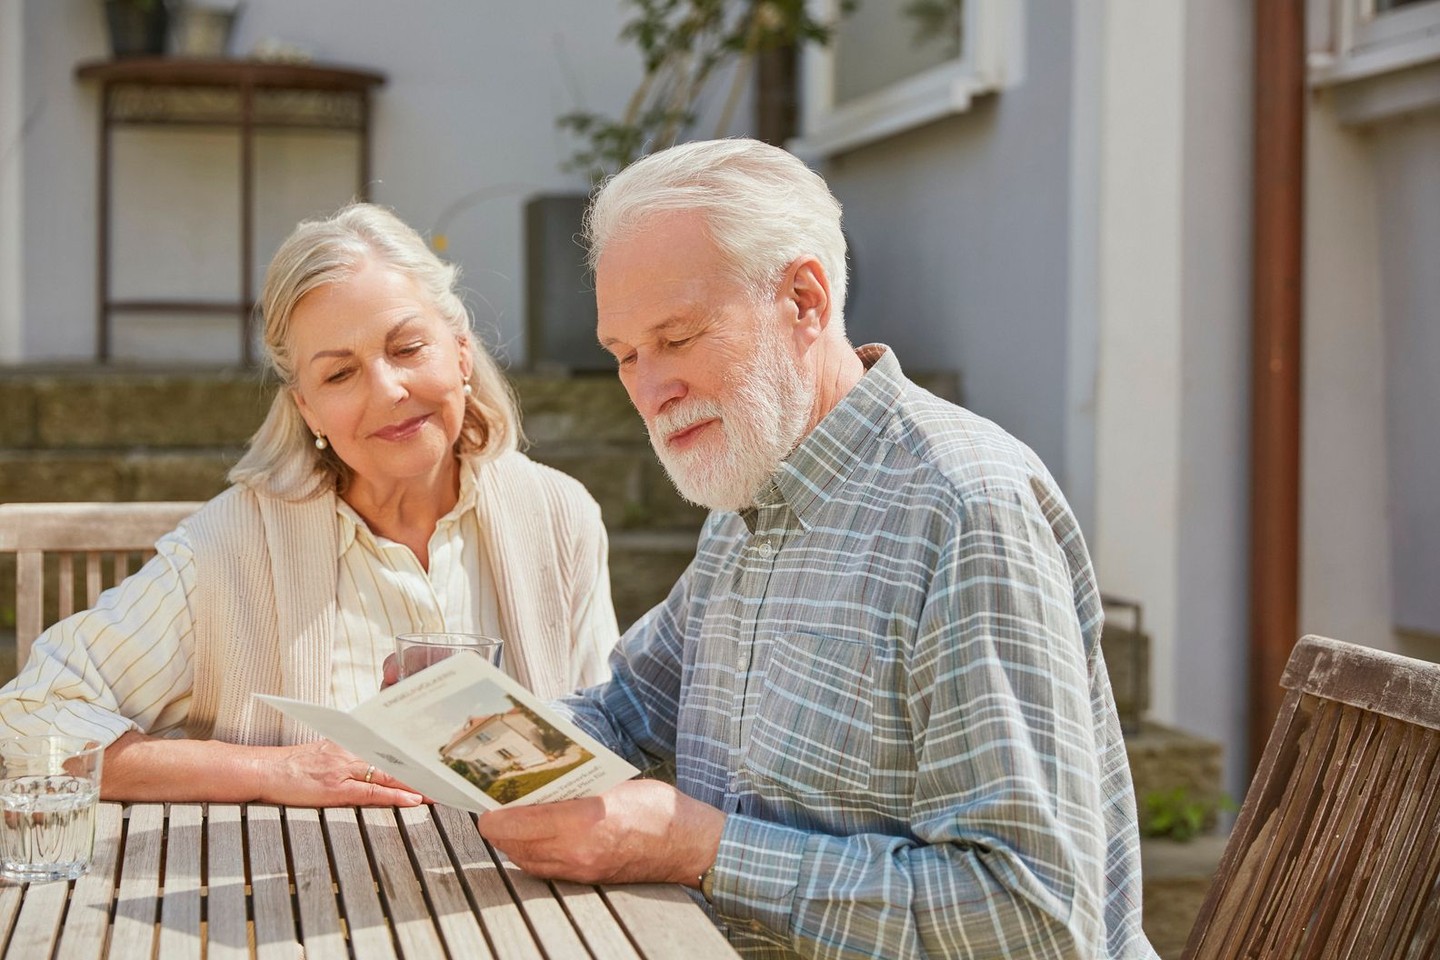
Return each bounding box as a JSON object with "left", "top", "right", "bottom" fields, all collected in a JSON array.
[{"left": 0, "top": 203, "right": 619, "bottom": 806}]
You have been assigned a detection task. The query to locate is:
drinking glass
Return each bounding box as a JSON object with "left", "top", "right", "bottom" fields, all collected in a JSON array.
[
  {"left": 0, "top": 736, "right": 104, "bottom": 883},
  {"left": 395, "top": 633, "right": 504, "bottom": 680}
]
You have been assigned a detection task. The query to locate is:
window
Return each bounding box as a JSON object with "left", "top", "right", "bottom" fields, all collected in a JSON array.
[
  {"left": 790, "top": 0, "right": 1023, "bottom": 159},
  {"left": 1310, "top": 0, "right": 1440, "bottom": 85}
]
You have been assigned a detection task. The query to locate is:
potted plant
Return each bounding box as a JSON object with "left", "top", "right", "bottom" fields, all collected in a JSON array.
[
  {"left": 525, "top": 0, "right": 855, "bottom": 371},
  {"left": 103, "top": 0, "right": 171, "bottom": 59},
  {"left": 558, "top": 0, "right": 855, "bottom": 185}
]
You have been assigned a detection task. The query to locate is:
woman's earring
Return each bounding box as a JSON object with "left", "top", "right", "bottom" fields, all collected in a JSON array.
[
  {"left": 463, "top": 382, "right": 473, "bottom": 396},
  {"left": 314, "top": 433, "right": 328, "bottom": 451}
]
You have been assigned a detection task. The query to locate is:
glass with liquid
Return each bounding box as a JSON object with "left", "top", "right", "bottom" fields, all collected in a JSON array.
[{"left": 0, "top": 736, "right": 103, "bottom": 883}]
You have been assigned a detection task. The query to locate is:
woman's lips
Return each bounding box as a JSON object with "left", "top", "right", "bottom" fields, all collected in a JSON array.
[{"left": 372, "top": 414, "right": 430, "bottom": 441}]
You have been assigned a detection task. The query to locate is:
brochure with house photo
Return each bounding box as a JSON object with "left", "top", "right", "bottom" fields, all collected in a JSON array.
[{"left": 255, "top": 655, "right": 639, "bottom": 813}]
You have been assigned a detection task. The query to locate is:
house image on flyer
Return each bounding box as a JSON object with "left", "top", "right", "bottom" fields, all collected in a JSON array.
[{"left": 440, "top": 707, "right": 552, "bottom": 778}]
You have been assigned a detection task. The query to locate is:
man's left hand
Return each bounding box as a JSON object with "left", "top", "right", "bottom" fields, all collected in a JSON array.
[{"left": 477, "top": 779, "right": 724, "bottom": 886}]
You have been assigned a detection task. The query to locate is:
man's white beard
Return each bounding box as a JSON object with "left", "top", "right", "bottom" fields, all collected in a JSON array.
[{"left": 648, "top": 331, "right": 814, "bottom": 512}]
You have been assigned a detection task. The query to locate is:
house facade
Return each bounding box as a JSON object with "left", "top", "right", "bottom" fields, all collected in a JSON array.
[{"left": 3, "top": 0, "right": 1436, "bottom": 801}]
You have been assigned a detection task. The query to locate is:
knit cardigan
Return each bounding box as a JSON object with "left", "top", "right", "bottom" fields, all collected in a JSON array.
[{"left": 182, "top": 451, "right": 617, "bottom": 746}]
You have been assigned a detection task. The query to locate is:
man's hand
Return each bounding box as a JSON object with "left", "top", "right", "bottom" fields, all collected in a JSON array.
[{"left": 478, "top": 779, "right": 725, "bottom": 886}]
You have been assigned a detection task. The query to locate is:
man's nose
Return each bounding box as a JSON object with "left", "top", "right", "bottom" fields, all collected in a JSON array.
[{"left": 628, "top": 358, "right": 686, "bottom": 421}]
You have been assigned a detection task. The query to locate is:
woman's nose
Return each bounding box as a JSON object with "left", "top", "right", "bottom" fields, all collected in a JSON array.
[{"left": 373, "top": 360, "right": 410, "bottom": 404}]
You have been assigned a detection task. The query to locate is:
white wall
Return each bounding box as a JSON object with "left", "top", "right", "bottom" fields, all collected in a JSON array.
[
  {"left": 1091, "top": 1, "right": 1186, "bottom": 730},
  {"left": 17, "top": 0, "right": 650, "bottom": 364},
  {"left": 1174, "top": 0, "right": 1253, "bottom": 792},
  {"left": 1300, "top": 97, "right": 1394, "bottom": 655},
  {"left": 0, "top": 0, "right": 22, "bottom": 363},
  {"left": 1093, "top": 0, "right": 1254, "bottom": 795}
]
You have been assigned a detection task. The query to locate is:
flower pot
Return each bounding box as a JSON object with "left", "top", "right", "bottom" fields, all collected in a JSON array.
[{"left": 104, "top": 0, "right": 169, "bottom": 59}]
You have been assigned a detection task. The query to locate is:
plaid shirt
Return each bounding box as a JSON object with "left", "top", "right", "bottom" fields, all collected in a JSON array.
[{"left": 562, "top": 346, "right": 1156, "bottom": 959}]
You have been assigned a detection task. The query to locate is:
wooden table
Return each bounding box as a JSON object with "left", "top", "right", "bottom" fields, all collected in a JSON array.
[{"left": 0, "top": 802, "right": 739, "bottom": 959}]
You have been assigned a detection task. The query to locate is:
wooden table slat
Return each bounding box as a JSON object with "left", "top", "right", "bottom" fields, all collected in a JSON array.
[
  {"left": 322, "top": 806, "right": 398, "bottom": 960},
  {"left": 1, "top": 802, "right": 739, "bottom": 960},
  {"left": 553, "top": 881, "right": 641, "bottom": 960},
  {"left": 204, "top": 804, "right": 250, "bottom": 960},
  {"left": 107, "top": 803, "right": 163, "bottom": 959},
  {"left": 395, "top": 806, "right": 494, "bottom": 959},
  {"left": 604, "top": 885, "right": 739, "bottom": 960},
  {"left": 283, "top": 806, "right": 349, "bottom": 960},
  {"left": 358, "top": 807, "right": 448, "bottom": 959},
  {"left": 246, "top": 805, "right": 300, "bottom": 959},
  {"left": 7, "top": 872, "right": 69, "bottom": 956},
  {"left": 491, "top": 856, "right": 593, "bottom": 960},
  {"left": 156, "top": 803, "right": 203, "bottom": 960},
  {"left": 0, "top": 886, "right": 23, "bottom": 954},
  {"left": 431, "top": 805, "right": 545, "bottom": 960},
  {"left": 54, "top": 801, "right": 124, "bottom": 960}
]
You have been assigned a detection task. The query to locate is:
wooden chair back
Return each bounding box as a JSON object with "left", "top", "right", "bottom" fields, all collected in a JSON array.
[
  {"left": 1183, "top": 634, "right": 1440, "bottom": 959},
  {"left": 0, "top": 501, "right": 202, "bottom": 671}
]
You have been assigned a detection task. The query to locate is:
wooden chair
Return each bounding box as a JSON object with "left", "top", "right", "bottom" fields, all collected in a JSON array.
[
  {"left": 1183, "top": 634, "right": 1440, "bottom": 959},
  {"left": 0, "top": 501, "right": 202, "bottom": 671}
]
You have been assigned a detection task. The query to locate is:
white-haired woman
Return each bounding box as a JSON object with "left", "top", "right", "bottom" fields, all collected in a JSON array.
[{"left": 0, "top": 203, "right": 619, "bottom": 807}]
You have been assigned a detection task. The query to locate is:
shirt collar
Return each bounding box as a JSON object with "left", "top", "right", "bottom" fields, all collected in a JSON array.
[
  {"left": 334, "top": 455, "right": 481, "bottom": 553},
  {"left": 756, "top": 343, "right": 904, "bottom": 530}
]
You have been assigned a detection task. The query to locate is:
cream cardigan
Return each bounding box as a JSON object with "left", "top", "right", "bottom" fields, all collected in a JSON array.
[{"left": 184, "top": 451, "right": 617, "bottom": 745}]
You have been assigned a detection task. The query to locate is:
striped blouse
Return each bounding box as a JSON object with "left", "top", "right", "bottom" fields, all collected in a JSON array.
[{"left": 0, "top": 462, "right": 609, "bottom": 745}]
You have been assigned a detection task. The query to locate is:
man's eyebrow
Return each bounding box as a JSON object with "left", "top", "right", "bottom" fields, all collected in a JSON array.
[{"left": 598, "top": 316, "right": 699, "bottom": 350}]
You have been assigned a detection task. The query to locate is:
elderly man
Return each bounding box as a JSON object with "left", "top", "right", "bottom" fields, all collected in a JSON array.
[{"left": 479, "top": 138, "right": 1157, "bottom": 959}]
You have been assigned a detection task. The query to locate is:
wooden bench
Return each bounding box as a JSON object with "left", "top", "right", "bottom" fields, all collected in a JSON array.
[
  {"left": 1184, "top": 634, "right": 1440, "bottom": 958},
  {"left": 0, "top": 501, "right": 201, "bottom": 671}
]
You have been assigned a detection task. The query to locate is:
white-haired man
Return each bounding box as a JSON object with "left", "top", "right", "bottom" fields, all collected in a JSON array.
[{"left": 479, "top": 138, "right": 1158, "bottom": 959}]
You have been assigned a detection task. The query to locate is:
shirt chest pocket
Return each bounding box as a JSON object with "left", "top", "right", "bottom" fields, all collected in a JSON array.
[{"left": 743, "top": 633, "right": 875, "bottom": 794}]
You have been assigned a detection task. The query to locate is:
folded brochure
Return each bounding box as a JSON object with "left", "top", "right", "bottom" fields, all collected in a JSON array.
[{"left": 256, "top": 653, "right": 638, "bottom": 813}]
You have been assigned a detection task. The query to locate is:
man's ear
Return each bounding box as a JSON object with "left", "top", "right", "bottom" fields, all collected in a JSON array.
[{"left": 786, "top": 256, "right": 832, "bottom": 351}]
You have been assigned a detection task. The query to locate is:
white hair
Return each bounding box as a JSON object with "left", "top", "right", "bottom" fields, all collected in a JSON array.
[
  {"left": 584, "top": 138, "right": 848, "bottom": 324},
  {"left": 229, "top": 202, "right": 520, "bottom": 499}
]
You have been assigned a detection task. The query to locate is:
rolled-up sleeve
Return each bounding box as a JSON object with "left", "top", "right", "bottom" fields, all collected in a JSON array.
[{"left": 0, "top": 528, "right": 199, "bottom": 745}]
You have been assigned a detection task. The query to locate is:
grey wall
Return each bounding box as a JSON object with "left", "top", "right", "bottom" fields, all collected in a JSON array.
[{"left": 818, "top": 6, "right": 1076, "bottom": 479}]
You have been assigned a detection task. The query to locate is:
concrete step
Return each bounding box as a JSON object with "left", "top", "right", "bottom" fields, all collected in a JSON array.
[{"left": 1141, "top": 834, "right": 1227, "bottom": 960}]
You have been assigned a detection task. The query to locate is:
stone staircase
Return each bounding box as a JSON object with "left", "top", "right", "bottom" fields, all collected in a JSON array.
[{"left": 0, "top": 366, "right": 1221, "bottom": 953}]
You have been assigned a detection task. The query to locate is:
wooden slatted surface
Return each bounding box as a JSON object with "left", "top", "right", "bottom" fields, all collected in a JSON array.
[
  {"left": 0, "top": 803, "right": 739, "bottom": 959},
  {"left": 0, "top": 501, "right": 204, "bottom": 670},
  {"left": 1184, "top": 635, "right": 1440, "bottom": 960}
]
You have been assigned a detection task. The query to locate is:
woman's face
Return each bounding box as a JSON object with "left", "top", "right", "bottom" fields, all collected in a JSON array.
[{"left": 289, "top": 258, "right": 472, "bottom": 494}]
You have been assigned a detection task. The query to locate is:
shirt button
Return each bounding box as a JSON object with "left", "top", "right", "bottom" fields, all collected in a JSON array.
[{"left": 756, "top": 539, "right": 774, "bottom": 559}]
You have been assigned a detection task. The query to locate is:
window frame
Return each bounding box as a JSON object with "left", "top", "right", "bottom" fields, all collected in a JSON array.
[{"left": 790, "top": 0, "right": 1022, "bottom": 160}]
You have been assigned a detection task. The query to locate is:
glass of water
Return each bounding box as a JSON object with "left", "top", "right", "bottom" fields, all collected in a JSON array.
[
  {"left": 0, "top": 736, "right": 103, "bottom": 883},
  {"left": 395, "top": 633, "right": 504, "bottom": 680}
]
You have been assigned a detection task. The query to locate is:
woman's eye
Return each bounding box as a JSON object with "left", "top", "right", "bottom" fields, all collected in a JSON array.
[
  {"left": 396, "top": 342, "right": 425, "bottom": 357},
  {"left": 325, "top": 368, "right": 353, "bottom": 384}
]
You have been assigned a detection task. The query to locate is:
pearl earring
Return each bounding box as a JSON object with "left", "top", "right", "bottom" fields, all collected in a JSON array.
[
  {"left": 463, "top": 383, "right": 473, "bottom": 396},
  {"left": 314, "top": 433, "right": 328, "bottom": 451}
]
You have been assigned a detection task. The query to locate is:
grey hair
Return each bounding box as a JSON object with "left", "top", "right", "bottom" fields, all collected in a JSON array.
[
  {"left": 584, "top": 138, "right": 848, "bottom": 325},
  {"left": 229, "top": 202, "right": 521, "bottom": 499}
]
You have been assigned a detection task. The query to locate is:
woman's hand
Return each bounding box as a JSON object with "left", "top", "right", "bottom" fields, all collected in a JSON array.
[
  {"left": 101, "top": 730, "right": 425, "bottom": 807},
  {"left": 257, "top": 739, "right": 425, "bottom": 807}
]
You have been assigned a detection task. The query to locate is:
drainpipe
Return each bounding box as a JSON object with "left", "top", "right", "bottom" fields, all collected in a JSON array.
[{"left": 1248, "top": 0, "right": 1305, "bottom": 773}]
